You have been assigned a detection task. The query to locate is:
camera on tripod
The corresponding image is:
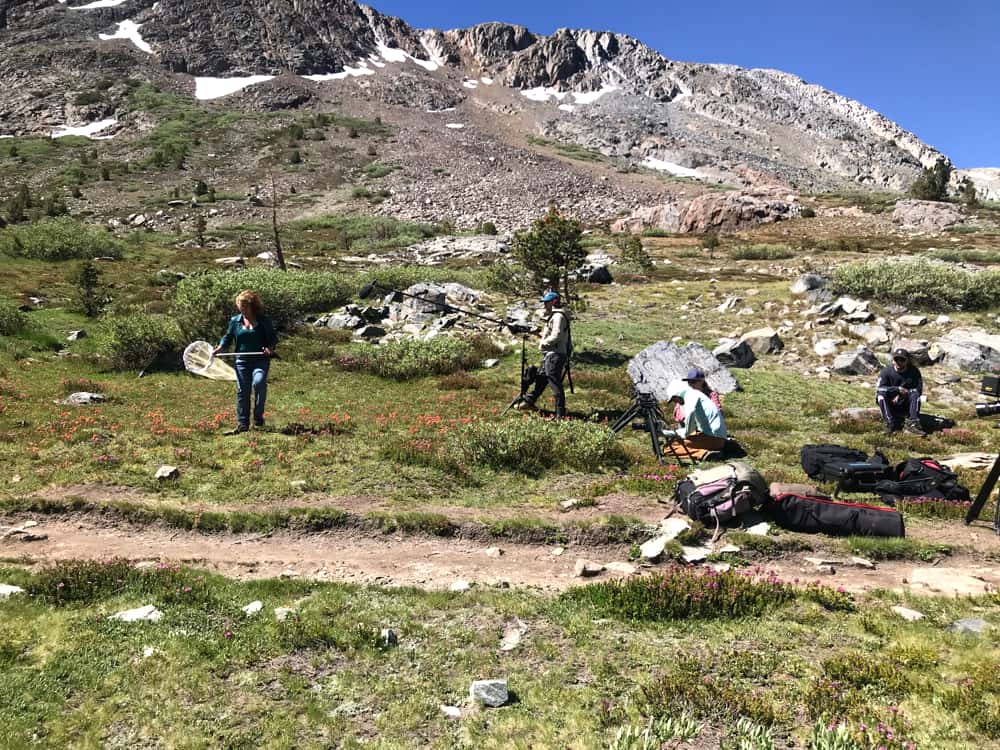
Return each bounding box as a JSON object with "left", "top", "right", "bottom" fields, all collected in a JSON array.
[{"left": 975, "top": 375, "right": 1000, "bottom": 422}]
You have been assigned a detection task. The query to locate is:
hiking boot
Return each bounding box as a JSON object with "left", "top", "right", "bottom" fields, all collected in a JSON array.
[
  {"left": 225, "top": 425, "right": 248, "bottom": 436},
  {"left": 903, "top": 419, "right": 926, "bottom": 437},
  {"left": 514, "top": 399, "right": 536, "bottom": 411},
  {"left": 253, "top": 418, "right": 265, "bottom": 429},
  {"left": 882, "top": 421, "right": 899, "bottom": 435}
]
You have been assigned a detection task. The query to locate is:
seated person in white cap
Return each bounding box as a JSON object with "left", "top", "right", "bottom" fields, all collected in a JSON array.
[{"left": 662, "top": 378, "right": 728, "bottom": 460}]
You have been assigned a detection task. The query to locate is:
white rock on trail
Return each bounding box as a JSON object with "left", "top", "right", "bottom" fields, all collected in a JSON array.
[
  {"left": 891, "top": 605, "right": 924, "bottom": 622},
  {"left": 110, "top": 604, "right": 163, "bottom": 623},
  {"left": 0, "top": 584, "right": 26, "bottom": 599},
  {"left": 242, "top": 601, "right": 263, "bottom": 616}
]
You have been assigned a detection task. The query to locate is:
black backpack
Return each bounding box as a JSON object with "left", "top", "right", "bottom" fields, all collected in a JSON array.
[
  {"left": 876, "top": 458, "right": 970, "bottom": 502},
  {"left": 800, "top": 444, "right": 893, "bottom": 493}
]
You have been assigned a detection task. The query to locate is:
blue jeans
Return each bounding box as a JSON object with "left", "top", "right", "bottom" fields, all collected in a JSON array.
[{"left": 235, "top": 357, "right": 269, "bottom": 427}]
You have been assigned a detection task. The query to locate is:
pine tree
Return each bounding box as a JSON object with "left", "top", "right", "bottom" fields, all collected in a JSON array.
[
  {"left": 909, "top": 159, "right": 952, "bottom": 201},
  {"left": 512, "top": 207, "right": 586, "bottom": 300}
]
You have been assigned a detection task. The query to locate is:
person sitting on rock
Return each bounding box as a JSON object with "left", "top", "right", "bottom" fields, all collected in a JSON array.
[
  {"left": 876, "top": 348, "right": 926, "bottom": 436},
  {"left": 673, "top": 368, "right": 722, "bottom": 427},
  {"left": 662, "top": 378, "right": 728, "bottom": 460}
]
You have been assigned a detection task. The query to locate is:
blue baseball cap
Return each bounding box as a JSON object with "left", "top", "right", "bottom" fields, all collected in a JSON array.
[
  {"left": 683, "top": 368, "right": 707, "bottom": 381},
  {"left": 540, "top": 291, "right": 560, "bottom": 303}
]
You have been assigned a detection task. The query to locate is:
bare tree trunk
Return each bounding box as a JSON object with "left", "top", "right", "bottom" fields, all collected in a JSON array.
[{"left": 269, "top": 170, "right": 288, "bottom": 271}]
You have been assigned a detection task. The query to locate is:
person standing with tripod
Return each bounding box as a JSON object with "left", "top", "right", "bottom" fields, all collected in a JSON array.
[{"left": 515, "top": 291, "right": 571, "bottom": 419}]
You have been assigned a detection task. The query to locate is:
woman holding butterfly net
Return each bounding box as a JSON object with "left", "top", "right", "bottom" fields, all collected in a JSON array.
[{"left": 212, "top": 290, "right": 277, "bottom": 435}]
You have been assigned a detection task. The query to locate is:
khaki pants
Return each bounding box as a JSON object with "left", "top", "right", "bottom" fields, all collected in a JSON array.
[{"left": 665, "top": 434, "right": 727, "bottom": 462}]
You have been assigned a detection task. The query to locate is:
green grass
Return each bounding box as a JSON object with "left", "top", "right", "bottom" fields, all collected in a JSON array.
[
  {"left": 845, "top": 536, "right": 952, "bottom": 562},
  {"left": 1, "top": 561, "right": 998, "bottom": 748},
  {"left": 527, "top": 135, "right": 606, "bottom": 162}
]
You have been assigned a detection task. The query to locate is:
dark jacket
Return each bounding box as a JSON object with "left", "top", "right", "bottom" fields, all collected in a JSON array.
[
  {"left": 219, "top": 314, "right": 278, "bottom": 353},
  {"left": 876, "top": 363, "right": 922, "bottom": 400}
]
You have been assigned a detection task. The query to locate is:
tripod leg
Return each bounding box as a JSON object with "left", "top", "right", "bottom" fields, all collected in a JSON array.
[
  {"left": 610, "top": 403, "right": 642, "bottom": 434},
  {"left": 965, "top": 453, "right": 1000, "bottom": 526},
  {"left": 642, "top": 405, "right": 664, "bottom": 464}
]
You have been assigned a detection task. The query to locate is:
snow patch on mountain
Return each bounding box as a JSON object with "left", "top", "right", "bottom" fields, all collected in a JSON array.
[
  {"left": 642, "top": 157, "right": 702, "bottom": 179},
  {"left": 302, "top": 63, "right": 375, "bottom": 83},
  {"left": 68, "top": 0, "right": 129, "bottom": 8},
  {"left": 572, "top": 85, "right": 617, "bottom": 104},
  {"left": 98, "top": 20, "right": 151, "bottom": 53},
  {"left": 445, "top": 123, "right": 465, "bottom": 129},
  {"left": 522, "top": 87, "right": 568, "bottom": 102},
  {"left": 195, "top": 76, "right": 274, "bottom": 99},
  {"left": 52, "top": 118, "right": 118, "bottom": 139}
]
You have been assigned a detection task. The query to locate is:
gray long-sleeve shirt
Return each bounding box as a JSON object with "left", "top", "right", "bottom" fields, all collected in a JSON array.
[{"left": 538, "top": 310, "right": 570, "bottom": 355}]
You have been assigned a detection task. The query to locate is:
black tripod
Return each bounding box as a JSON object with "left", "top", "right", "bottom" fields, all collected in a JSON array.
[
  {"left": 610, "top": 389, "right": 673, "bottom": 464},
  {"left": 501, "top": 336, "right": 536, "bottom": 416},
  {"left": 964, "top": 453, "right": 1000, "bottom": 534}
]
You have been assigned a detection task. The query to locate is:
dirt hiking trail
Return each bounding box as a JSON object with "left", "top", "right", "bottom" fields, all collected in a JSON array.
[{"left": 6, "top": 511, "right": 1000, "bottom": 598}]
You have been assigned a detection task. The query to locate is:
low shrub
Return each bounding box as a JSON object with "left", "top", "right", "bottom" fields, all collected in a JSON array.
[
  {"left": 437, "top": 370, "right": 481, "bottom": 390},
  {"left": 453, "top": 417, "right": 626, "bottom": 476},
  {"left": 614, "top": 234, "right": 653, "bottom": 271},
  {"left": 638, "top": 654, "right": 786, "bottom": 726},
  {"left": 335, "top": 336, "right": 500, "bottom": 381},
  {"left": 730, "top": 244, "right": 794, "bottom": 260},
  {"left": 845, "top": 536, "right": 951, "bottom": 561},
  {"left": 564, "top": 566, "right": 853, "bottom": 621},
  {"left": 0, "top": 217, "right": 125, "bottom": 261},
  {"left": 97, "top": 312, "right": 183, "bottom": 370},
  {"left": 832, "top": 258, "right": 1000, "bottom": 310},
  {"left": 0, "top": 300, "right": 26, "bottom": 335},
  {"left": 379, "top": 436, "right": 468, "bottom": 477},
  {"left": 941, "top": 660, "right": 1000, "bottom": 737},
  {"left": 171, "top": 268, "right": 354, "bottom": 337},
  {"left": 898, "top": 497, "right": 972, "bottom": 520}
]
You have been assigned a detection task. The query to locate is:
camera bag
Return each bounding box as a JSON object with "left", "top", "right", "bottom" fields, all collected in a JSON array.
[
  {"left": 800, "top": 444, "right": 894, "bottom": 493},
  {"left": 767, "top": 492, "right": 905, "bottom": 538},
  {"left": 675, "top": 461, "right": 769, "bottom": 526}
]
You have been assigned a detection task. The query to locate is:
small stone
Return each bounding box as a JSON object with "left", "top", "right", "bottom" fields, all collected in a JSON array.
[
  {"left": 951, "top": 618, "right": 990, "bottom": 635},
  {"left": 658, "top": 517, "right": 692, "bottom": 539},
  {"left": 484, "top": 547, "right": 503, "bottom": 558},
  {"left": 559, "top": 498, "right": 583, "bottom": 511},
  {"left": 850, "top": 556, "right": 876, "bottom": 570},
  {"left": 604, "top": 561, "right": 637, "bottom": 576},
  {"left": 110, "top": 604, "right": 163, "bottom": 623},
  {"left": 142, "top": 646, "right": 159, "bottom": 658},
  {"left": 805, "top": 557, "right": 842, "bottom": 567},
  {"left": 154, "top": 465, "right": 179, "bottom": 481},
  {"left": 681, "top": 546, "right": 712, "bottom": 563},
  {"left": 709, "top": 562, "right": 731, "bottom": 573},
  {"left": 482, "top": 358, "right": 500, "bottom": 369},
  {"left": 380, "top": 628, "right": 398, "bottom": 647},
  {"left": 67, "top": 330, "right": 87, "bottom": 341},
  {"left": 274, "top": 607, "right": 294, "bottom": 621},
  {"left": 551, "top": 547, "right": 564, "bottom": 557},
  {"left": 470, "top": 679, "right": 509, "bottom": 707},
  {"left": 242, "top": 600, "right": 263, "bottom": 616},
  {"left": 574, "top": 558, "right": 605, "bottom": 577},
  {"left": 717, "top": 544, "right": 741, "bottom": 554},
  {"left": 0, "top": 584, "right": 25, "bottom": 599},
  {"left": 499, "top": 618, "right": 526, "bottom": 651},
  {"left": 450, "top": 580, "right": 472, "bottom": 592},
  {"left": 62, "top": 392, "right": 106, "bottom": 406},
  {"left": 280, "top": 569, "right": 299, "bottom": 578},
  {"left": 897, "top": 315, "right": 928, "bottom": 327},
  {"left": 813, "top": 339, "right": 840, "bottom": 357},
  {"left": 440, "top": 705, "right": 462, "bottom": 719},
  {"left": 891, "top": 605, "right": 924, "bottom": 622},
  {"left": 935, "top": 315, "right": 951, "bottom": 325},
  {"left": 290, "top": 480, "right": 307, "bottom": 491},
  {"left": 19, "top": 533, "right": 47, "bottom": 542},
  {"left": 639, "top": 535, "right": 669, "bottom": 560},
  {"left": 745, "top": 522, "right": 770, "bottom": 537}
]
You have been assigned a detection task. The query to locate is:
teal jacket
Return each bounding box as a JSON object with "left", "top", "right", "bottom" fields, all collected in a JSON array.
[{"left": 219, "top": 314, "right": 278, "bottom": 354}]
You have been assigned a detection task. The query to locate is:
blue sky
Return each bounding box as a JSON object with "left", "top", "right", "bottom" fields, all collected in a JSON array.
[{"left": 372, "top": 1, "right": 998, "bottom": 168}]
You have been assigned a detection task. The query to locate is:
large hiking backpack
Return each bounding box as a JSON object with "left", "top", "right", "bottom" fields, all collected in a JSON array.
[
  {"left": 876, "top": 457, "right": 971, "bottom": 502},
  {"left": 768, "top": 492, "right": 905, "bottom": 538},
  {"left": 675, "top": 461, "right": 769, "bottom": 526},
  {"left": 800, "top": 444, "right": 894, "bottom": 493}
]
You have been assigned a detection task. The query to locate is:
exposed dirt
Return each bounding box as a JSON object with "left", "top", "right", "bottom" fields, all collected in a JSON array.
[{"left": 4, "top": 510, "right": 1000, "bottom": 598}]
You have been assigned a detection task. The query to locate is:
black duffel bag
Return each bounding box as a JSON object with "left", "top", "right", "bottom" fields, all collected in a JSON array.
[
  {"left": 876, "top": 457, "right": 971, "bottom": 503},
  {"left": 768, "top": 493, "right": 905, "bottom": 537},
  {"left": 800, "top": 444, "right": 894, "bottom": 493}
]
